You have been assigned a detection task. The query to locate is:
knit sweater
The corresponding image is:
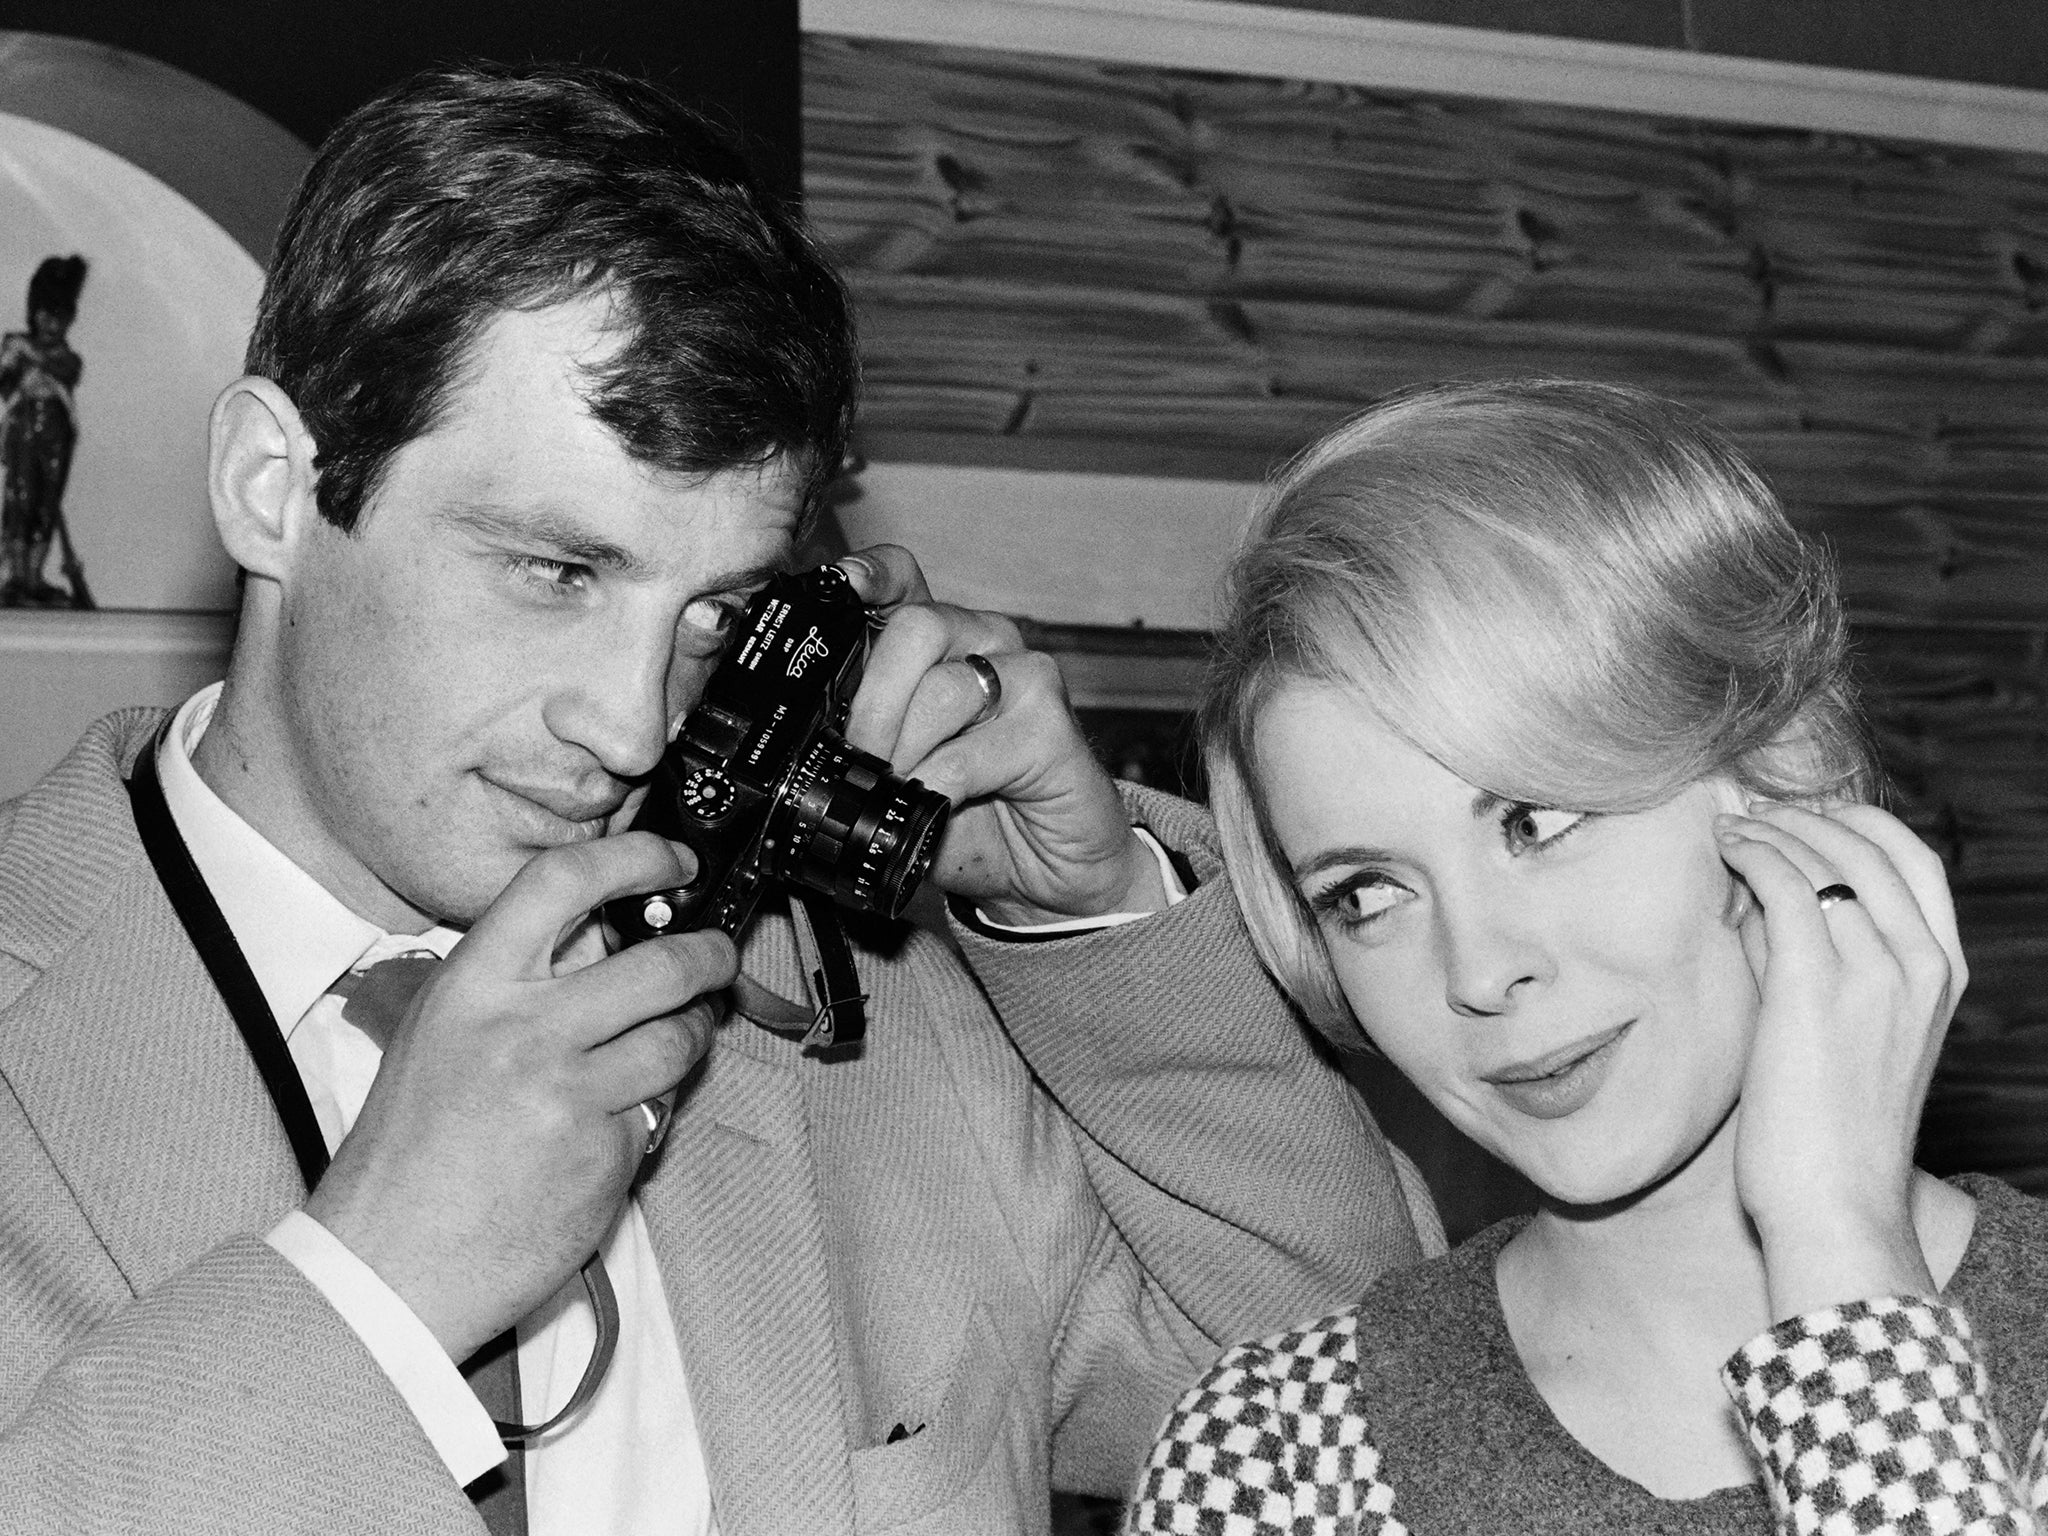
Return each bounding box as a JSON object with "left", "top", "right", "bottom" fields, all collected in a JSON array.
[{"left": 1131, "top": 1173, "right": 2048, "bottom": 1535}]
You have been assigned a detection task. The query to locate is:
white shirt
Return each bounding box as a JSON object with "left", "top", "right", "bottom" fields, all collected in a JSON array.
[{"left": 159, "top": 685, "right": 716, "bottom": 1536}]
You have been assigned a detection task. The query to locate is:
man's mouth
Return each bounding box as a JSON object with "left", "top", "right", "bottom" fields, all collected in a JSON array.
[{"left": 481, "top": 775, "right": 628, "bottom": 837}]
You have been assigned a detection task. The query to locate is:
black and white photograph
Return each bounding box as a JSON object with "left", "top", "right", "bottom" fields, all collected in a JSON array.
[{"left": 3, "top": 3, "right": 2048, "bottom": 1533}]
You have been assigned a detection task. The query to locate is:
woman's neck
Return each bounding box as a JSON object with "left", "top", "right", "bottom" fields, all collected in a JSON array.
[
  {"left": 1492, "top": 1113, "right": 1775, "bottom": 1498},
  {"left": 1493, "top": 1111, "right": 1978, "bottom": 1500},
  {"left": 1508, "top": 1109, "right": 1771, "bottom": 1365}
]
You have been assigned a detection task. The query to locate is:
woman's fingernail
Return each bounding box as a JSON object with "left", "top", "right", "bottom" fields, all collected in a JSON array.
[{"left": 836, "top": 554, "right": 873, "bottom": 583}]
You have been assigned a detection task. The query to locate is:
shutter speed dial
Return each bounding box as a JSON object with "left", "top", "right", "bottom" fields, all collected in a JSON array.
[{"left": 679, "top": 767, "right": 736, "bottom": 822}]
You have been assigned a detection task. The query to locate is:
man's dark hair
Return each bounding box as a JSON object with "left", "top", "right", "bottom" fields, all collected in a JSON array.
[{"left": 246, "top": 61, "right": 856, "bottom": 532}]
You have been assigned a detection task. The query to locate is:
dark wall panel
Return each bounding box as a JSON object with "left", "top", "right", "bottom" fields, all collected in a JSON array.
[
  {"left": 1204, "top": 0, "right": 2048, "bottom": 93},
  {"left": 6, "top": 1, "right": 802, "bottom": 203},
  {"left": 1688, "top": 0, "right": 2048, "bottom": 94}
]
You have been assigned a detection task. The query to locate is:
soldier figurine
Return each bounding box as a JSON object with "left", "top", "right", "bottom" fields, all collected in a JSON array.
[{"left": 0, "top": 254, "right": 92, "bottom": 608}]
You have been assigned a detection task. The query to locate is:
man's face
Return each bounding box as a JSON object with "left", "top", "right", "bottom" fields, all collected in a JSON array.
[{"left": 269, "top": 296, "right": 801, "bottom": 927}]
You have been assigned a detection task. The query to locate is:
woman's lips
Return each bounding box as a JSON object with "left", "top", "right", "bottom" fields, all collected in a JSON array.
[{"left": 1482, "top": 1021, "right": 1634, "bottom": 1121}]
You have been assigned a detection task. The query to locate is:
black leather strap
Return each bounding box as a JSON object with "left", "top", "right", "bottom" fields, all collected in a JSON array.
[
  {"left": 791, "top": 891, "right": 867, "bottom": 1049},
  {"left": 126, "top": 732, "right": 331, "bottom": 1191},
  {"left": 493, "top": 1255, "right": 620, "bottom": 1443}
]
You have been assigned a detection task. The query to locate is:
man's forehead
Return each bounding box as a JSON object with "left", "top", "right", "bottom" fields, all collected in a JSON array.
[{"left": 387, "top": 297, "right": 807, "bottom": 557}]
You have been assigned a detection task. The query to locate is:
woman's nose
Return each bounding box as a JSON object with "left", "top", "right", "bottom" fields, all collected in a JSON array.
[{"left": 1439, "top": 895, "right": 1553, "bottom": 1018}]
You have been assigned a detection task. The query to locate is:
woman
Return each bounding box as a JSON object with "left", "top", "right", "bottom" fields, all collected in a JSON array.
[{"left": 1132, "top": 380, "right": 2047, "bottom": 1534}]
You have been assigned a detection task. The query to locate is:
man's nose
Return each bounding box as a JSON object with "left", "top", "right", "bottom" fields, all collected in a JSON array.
[
  {"left": 1437, "top": 890, "right": 1553, "bottom": 1018},
  {"left": 541, "top": 615, "right": 682, "bottom": 779}
]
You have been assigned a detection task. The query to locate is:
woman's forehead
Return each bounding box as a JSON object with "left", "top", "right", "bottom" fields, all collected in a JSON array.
[{"left": 1255, "top": 682, "right": 1472, "bottom": 822}]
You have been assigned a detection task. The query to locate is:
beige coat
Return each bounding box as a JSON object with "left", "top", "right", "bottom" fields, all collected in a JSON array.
[{"left": 0, "top": 709, "right": 1434, "bottom": 1535}]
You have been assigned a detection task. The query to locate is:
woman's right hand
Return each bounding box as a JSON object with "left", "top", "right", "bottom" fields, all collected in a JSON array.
[{"left": 1712, "top": 800, "right": 1967, "bottom": 1320}]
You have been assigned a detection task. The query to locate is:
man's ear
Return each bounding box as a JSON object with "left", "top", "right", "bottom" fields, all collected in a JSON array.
[{"left": 208, "top": 376, "right": 322, "bottom": 580}]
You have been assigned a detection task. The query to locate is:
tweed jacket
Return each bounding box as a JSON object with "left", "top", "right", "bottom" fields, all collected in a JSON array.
[{"left": 0, "top": 709, "right": 1434, "bottom": 1536}]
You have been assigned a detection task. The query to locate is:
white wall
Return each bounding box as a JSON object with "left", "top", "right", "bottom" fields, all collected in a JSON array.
[{"left": 1, "top": 612, "right": 231, "bottom": 799}]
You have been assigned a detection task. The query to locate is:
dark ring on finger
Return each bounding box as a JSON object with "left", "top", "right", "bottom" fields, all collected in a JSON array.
[
  {"left": 1815, "top": 882, "right": 1858, "bottom": 909},
  {"left": 962, "top": 652, "right": 1002, "bottom": 727}
]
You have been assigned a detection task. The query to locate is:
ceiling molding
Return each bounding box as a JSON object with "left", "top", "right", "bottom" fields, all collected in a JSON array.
[{"left": 801, "top": 0, "right": 2048, "bottom": 155}]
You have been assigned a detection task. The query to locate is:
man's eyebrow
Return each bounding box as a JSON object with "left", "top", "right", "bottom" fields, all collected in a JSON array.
[
  {"left": 437, "top": 502, "right": 642, "bottom": 572},
  {"left": 696, "top": 559, "right": 787, "bottom": 595}
]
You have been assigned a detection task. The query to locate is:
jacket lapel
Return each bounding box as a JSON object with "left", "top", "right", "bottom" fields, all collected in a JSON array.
[
  {"left": 0, "top": 711, "right": 304, "bottom": 1296},
  {"left": 638, "top": 916, "right": 857, "bottom": 1536}
]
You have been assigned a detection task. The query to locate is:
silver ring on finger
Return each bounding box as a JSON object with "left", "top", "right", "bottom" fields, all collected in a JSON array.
[
  {"left": 639, "top": 1096, "right": 674, "bottom": 1158},
  {"left": 962, "top": 652, "right": 1003, "bottom": 727},
  {"left": 1814, "top": 882, "right": 1858, "bottom": 909}
]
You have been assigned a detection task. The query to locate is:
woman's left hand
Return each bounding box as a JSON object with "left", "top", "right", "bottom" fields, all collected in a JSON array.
[{"left": 1713, "top": 800, "right": 1966, "bottom": 1319}]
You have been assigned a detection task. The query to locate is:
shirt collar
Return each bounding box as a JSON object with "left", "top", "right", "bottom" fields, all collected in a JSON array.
[{"left": 156, "top": 683, "right": 461, "bottom": 1036}]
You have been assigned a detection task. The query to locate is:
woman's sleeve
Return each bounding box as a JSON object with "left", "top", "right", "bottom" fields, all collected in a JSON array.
[
  {"left": 1125, "top": 1312, "right": 1409, "bottom": 1536},
  {"left": 1722, "top": 1296, "right": 2039, "bottom": 1536}
]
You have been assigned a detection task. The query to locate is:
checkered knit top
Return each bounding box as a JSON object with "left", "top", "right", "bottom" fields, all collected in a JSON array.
[{"left": 1131, "top": 1173, "right": 2048, "bottom": 1535}]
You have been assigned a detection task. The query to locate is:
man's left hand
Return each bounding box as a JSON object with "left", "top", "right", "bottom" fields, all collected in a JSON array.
[{"left": 835, "top": 545, "right": 1168, "bottom": 927}]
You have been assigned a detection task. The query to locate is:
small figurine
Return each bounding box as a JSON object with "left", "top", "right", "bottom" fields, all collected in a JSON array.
[{"left": 0, "top": 255, "right": 92, "bottom": 608}]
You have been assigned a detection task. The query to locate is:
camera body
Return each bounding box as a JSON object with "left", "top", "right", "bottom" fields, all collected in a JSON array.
[{"left": 603, "top": 566, "right": 951, "bottom": 957}]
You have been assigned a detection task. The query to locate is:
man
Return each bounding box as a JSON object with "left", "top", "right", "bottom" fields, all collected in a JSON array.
[{"left": 0, "top": 64, "right": 1436, "bottom": 1534}]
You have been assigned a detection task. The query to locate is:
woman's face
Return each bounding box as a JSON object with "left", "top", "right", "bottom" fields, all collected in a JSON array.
[{"left": 1255, "top": 679, "right": 1761, "bottom": 1206}]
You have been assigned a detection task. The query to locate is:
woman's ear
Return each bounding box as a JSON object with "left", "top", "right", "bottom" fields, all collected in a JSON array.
[
  {"left": 208, "top": 376, "right": 321, "bottom": 582},
  {"left": 1703, "top": 776, "right": 1759, "bottom": 930}
]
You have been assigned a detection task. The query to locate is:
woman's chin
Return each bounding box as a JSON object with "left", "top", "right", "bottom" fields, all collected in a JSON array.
[{"left": 1510, "top": 1118, "right": 1731, "bottom": 1215}]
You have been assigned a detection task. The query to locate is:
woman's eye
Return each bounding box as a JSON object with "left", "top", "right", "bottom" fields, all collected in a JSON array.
[
  {"left": 1503, "top": 804, "right": 1588, "bottom": 852},
  {"left": 1309, "top": 874, "right": 1410, "bottom": 931}
]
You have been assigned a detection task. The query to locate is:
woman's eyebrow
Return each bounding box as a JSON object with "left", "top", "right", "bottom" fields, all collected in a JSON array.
[
  {"left": 1291, "top": 845, "right": 1398, "bottom": 882},
  {"left": 1470, "top": 790, "right": 1509, "bottom": 821}
]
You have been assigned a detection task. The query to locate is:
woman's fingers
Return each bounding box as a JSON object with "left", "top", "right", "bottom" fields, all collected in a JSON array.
[
  {"left": 1713, "top": 822, "right": 1841, "bottom": 974},
  {"left": 1739, "top": 803, "right": 1959, "bottom": 1028},
  {"left": 1824, "top": 803, "right": 1968, "bottom": 1000}
]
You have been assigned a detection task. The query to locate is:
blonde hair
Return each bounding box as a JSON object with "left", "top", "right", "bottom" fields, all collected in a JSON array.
[{"left": 1203, "top": 379, "right": 1876, "bottom": 1043}]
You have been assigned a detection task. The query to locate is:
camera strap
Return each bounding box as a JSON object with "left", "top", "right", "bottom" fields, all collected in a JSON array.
[{"left": 787, "top": 891, "right": 869, "bottom": 1050}]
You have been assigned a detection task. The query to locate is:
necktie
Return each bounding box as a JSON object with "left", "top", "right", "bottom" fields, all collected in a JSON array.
[{"left": 334, "top": 945, "right": 528, "bottom": 1536}]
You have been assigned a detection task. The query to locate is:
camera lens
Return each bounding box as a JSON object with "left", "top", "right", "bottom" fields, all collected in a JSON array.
[{"left": 778, "top": 736, "right": 951, "bottom": 919}]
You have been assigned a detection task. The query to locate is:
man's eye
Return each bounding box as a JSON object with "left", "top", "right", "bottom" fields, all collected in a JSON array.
[
  {"left": 509, "top": 555, "right": 587, "bottom": 593},
  {"left": 681, "top": 596, "right": 745, "bottom": 637},
  {"left": 1503, "top": 804, "right": 1589, "bottom": 852}
]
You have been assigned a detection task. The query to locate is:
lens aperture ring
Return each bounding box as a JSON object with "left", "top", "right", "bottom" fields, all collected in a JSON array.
[{"left": 782, "top": 736, "right": 950, "bottom": 918}]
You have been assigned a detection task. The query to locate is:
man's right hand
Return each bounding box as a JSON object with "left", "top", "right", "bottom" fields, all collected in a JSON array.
[{"left": 303, "top": 832, "right": 734, "bottom": 1363}]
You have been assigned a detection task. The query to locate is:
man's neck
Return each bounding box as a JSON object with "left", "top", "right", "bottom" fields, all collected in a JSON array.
[{"left": 190, "top": 681, "right": 435, "bottom": 936}]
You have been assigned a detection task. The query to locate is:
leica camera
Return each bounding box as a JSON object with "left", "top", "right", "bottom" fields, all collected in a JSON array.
[{"left": 603, "top": 567, "right": 951, "bottom": 1030}]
